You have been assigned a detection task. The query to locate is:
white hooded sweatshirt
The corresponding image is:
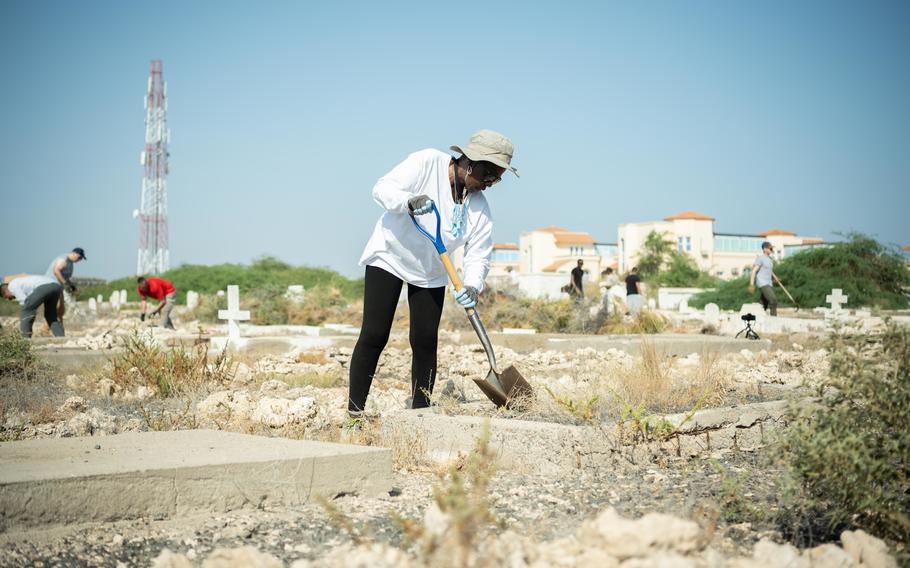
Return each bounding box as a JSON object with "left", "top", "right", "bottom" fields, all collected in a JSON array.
[{"left": 359, "top": 149, "right": 493, "bottom": 292}]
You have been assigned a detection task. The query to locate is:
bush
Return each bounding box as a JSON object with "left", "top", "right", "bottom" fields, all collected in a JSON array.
[
  {"left": 0, "top": 329, "right": 39, "bottom": 379},
  {"left": 80, "top": 255, "right": 364, "bottom": 305},
  {"left": 691, "top": 233, "right": 910, "bottom": 310},
  {"left": 109, "top": 333, "right": 234, "bottom": 397},
  {"left": 775, "top": 321, "right": 910, "bottom": 545}
]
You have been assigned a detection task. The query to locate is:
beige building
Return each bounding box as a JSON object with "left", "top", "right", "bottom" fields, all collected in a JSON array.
[
  {"left": 489, "top": 243, "right": 520, "bottom": 275},
  {"left": 618, "top": 211, "right": 822, "bottom": 280},
  {"left": 519, "top": 226, "right": 606, "bottom": 277}
]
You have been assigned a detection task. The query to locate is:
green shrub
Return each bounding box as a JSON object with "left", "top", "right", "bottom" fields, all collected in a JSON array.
[
  {"left": 0, "top": 329, "right": 39, "bottom": 379},
  {"left": 775, "top": 321, "right": 910, "bottom": 545},
  {"left": 691, "top": 233, "right": 910, "bottom": 310},
  {"left": 79, "top": 255, "right": 364, "bottom": 305}
]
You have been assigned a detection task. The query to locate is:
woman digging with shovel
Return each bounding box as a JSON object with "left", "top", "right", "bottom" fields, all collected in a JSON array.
[{"left": 347, "top": 130, "right": 519, "bottom": 426}]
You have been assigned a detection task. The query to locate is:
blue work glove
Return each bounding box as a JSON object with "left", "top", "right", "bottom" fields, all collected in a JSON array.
[
  {"left": 453, "top": 286, "right": 478, "bottom": 308},
  {"left": 408, "top": 195, "right": 434, "bottom": 215}
]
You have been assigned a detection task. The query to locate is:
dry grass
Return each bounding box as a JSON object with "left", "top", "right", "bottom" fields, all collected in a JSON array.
[
  {"left": 297, "top": 350, "right": 331, "bottom": 365},
  {"left": 109, "top": 332, "right": 234, "bottom": 397},
  {"left": 282, "top": 370, "right": 343, "bottom": 389},
  {"left": 27, "top": 400, "right": 57, "bottom": 424}
]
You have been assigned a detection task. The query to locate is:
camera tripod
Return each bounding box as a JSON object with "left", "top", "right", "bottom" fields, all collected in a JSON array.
[{"left": 736, "top": 313, "right": 761, "bottom": 340}]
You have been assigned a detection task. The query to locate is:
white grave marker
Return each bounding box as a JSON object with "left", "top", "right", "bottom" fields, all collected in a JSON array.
[
  {"left": 825, "top": 288, "right": 848, "bottom": 312},
  {"left": 704, "top": 303, "right": 720, "bottom": 327},
  {"left": 88, "top": 297, "right": 97, "bottom": 312},
  {"left": 186, "top": 290, "right": 199, "bottom": 310},
  {"left": 119, "top": 290, "right": 127, "bottom": 304},
  {"left": 285, "top": 285, "right": 305, "bottom": 303},
  {"left": 109, "top": 292, "right": 120, "bottom": 310},
  {"left": 97, "top": 294, "right": 103, "bottom": 304},
  {"left": 218, "top": 285, "right": 250, "bottom": 344}
]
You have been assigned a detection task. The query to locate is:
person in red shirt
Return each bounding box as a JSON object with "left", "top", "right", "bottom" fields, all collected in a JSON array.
[{"left": 137, "top": 276, "right": 177, "bottom": 330}]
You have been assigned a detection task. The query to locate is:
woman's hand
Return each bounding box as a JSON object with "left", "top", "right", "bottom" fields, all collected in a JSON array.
[
  {"left": 407, "top": 195, "right": 434, "bottom": 215},
  {"left": 453, "top": 286, "right": 478, "bottom": 308}
]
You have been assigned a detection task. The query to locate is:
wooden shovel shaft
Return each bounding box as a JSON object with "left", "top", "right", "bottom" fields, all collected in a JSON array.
[{"left": 438, "top": 252, "right": 476, "bottom": 316}]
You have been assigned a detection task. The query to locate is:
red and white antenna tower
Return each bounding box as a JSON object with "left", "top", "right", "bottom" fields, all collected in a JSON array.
[{"left": 137, "top": 59, "right": 170, "bottom": 275}]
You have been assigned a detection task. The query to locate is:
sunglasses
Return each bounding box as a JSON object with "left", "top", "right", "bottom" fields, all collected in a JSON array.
[{"left": 470, "top": 162, "right": 505, "bottom": 184}]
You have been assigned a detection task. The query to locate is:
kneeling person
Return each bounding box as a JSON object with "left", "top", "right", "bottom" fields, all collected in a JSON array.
[
  {"left": 0, "top": 275, "right": 65, "bottom": 337},
  {"left": 137, "top": 276, "right": 176, "bottom": 330}
]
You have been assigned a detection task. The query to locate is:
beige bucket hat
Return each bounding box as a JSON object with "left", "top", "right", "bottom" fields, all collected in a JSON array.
[{"left": 450, "top": 129, "right": 519, "bottom": 177}]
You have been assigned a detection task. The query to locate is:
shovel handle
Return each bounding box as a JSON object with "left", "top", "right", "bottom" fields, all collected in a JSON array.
[{"left": 409, "top": 204, "right": 474, "bottom": 315}]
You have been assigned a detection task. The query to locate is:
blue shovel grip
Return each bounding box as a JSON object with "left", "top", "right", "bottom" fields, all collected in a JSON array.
[{"left": 409, "top": 202, "right": 447, "bottom": 254}]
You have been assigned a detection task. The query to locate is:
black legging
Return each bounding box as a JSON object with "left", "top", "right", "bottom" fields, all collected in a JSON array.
[{"left": 348, "top": 265, "right": 445, "bottom": 412}]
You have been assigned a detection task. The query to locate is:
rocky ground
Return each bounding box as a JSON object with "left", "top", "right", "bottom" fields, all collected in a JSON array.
[{"left": 0, "top": 310, "right": 901, "bottom": 567}]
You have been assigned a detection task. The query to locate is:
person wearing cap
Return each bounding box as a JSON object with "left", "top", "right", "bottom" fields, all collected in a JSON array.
[
  {"left": 749, "top": 241, "right": 779, "bottom": 316},
  {"left": 137, "top": 276, "right": 177, "bottom": 330},
  {"left": 1, "top": 274, "right": 66, "bottom": 337},
  {"left": 348, "top": 129, "right": 518, "bottom": 420},
  {"left": 46, "top": 247, "right": 86, "bottom": 317}
]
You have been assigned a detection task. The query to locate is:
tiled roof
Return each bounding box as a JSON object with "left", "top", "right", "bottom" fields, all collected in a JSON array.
[
  {"left": 553, "top": 232, "right": 596, "bottom": 246},
  {"left": 534, "top": 226, "right": 569, "bottom": 233},
  {"left": 903, "top": 244, "right": 910, "bottom": 252},
  {"left": 663, "top": 211, "right": 715, "bottom": 221},
  {"left": 801, "top": 238, "right": 825, "bottom": 245},
  {"left": 493, "top": 243, "right": 518, "bottom": 250},
  {"left": 759, "top": 228, "right": 796, "bottom": 237}
]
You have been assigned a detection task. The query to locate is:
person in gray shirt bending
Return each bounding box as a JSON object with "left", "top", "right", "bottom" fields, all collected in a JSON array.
[
  {"left": 1, "top": 275, "right": 65, "bottom": 337},
  {"left": 46, "top": 247, "right": 86, "bottom": 317},
  {"left": 749, "top": 241, "right": 779, "bottom": 316}
]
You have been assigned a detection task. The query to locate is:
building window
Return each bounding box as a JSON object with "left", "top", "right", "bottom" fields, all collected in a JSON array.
[
  {"left": 677, "top": 237, "right": 684, "bottom": 252},
  {"left": 685, "top": 236, "right": 691, "bottom": 252},
  {"left": 731, "top": 267, "right": 739, "bottom": 276}
]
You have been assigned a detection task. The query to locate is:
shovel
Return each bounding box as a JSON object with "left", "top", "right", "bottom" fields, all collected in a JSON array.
[
  {"left": 410, "top": 203, "right": 533, "bottom": 408},
  {"left": 774, "top": 276, "right": 800, "bottom": 312}
]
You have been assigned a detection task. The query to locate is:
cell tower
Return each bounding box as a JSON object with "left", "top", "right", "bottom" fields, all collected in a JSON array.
[{"left": 137, "top": 59, "right": 170, "bottom": 275}]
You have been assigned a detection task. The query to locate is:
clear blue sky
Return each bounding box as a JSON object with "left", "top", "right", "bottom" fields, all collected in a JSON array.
[{"left": 2, "top": 0, "right": 908, "bottom": 280}]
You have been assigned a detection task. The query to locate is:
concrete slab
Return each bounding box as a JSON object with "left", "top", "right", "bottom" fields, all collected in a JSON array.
[
  {"left": 0, "top": 430, "right": 392, "bottom": 529},
  {"left": 486, "top": 333, "right": 772, "bottom": 356},
  {"left": 382, "top": 400, "right": 789, "bottom": 475}
]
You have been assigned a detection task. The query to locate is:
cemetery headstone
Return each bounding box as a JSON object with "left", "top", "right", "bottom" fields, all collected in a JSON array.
[
  {"left": 186, "top": 291, "right": 199, "bottom": 310},
  {"left": 119, "top": 290, "right": 128, "bottom": 304},
  {"left": 825, "top": 288, "right": 848, "bottom": 312},
  {"left": 218, "top": 285, "right": 251, "bottom": 344},
  {"left": 285, "top": 285, "right": 305, "bottom": 303},
  {"left": 109, "top": 292, "right": 120, "bottom": 310},
  {"left": 97, "top": 294, "right": 103, "bottom": 304},
  {"left": 88, "top": 298, "right": 97, "bottom": 313},
  {"left": 704, "top": 303, "right": 720, "bottom": 327}
]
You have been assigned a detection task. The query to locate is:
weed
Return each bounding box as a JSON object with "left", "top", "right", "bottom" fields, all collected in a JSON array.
[
  {"left": 137, "top": 399, "right": 198, "bottom": 431},
  {"left": 710, "top": 461, "right": 768, "bottom": 524},
  {"left": 394, "top": 421, "right": 502, "bottom": 567},
  {"left": 109, "top": 332, "right": 234, "bottom": 397},
  {"left": 0, "top": 329, "right": 40, "bottom": 379},
  {"left": 773, "top": 321, "right": 910, "bottom": 546},
  {"left": 316, "top": 495, "right": 366, "bottom": 545},
  {"left": 281, "top": 370, "right": 342, "bottom": 389},
  {"left": 543, "top": 385, "right": 599, "bottom": 423}
]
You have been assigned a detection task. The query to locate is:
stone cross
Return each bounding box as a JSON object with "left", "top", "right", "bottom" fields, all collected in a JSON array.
[
  {"left": 825, "top": 288, "right": 848, "bottom": 311},
  {"left": 119, "top": 290, "right": 127, "bottom": 304},
  {"left": 218, "top": 285, "right": 251, "bottom": 344},
  {"left": 186, "top": 290, "right": 199, "bottom": 310},
  {"left": 88, "top": 297, "right": 97, "bottom": 312}
]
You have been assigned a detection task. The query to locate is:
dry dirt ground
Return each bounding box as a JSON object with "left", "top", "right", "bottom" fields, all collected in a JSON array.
[{"left": 0, "top": 310, "right": 900, "bottom": 567}]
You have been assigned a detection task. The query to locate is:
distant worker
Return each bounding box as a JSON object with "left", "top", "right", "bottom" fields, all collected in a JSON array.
[
  {"left": 46, "top": 247, "right": 86, "bottom": 317},
  {"left": 749, "top": 241, "right": 779, "bottom": 316},
  {"left": 625, "top": 266, "right": 644, "bottom": 314},
  {"left": 137, "top": 276, "right": 176, "bottom": 330},
  {"left": 570, "top": 259, "right": 586, "bottom": 300},
  {"left": 599, "top": 267, "right": 620, "bottom": 314},
  {"left": 1, "top": 274, "right": 66, "bottom": 337}
]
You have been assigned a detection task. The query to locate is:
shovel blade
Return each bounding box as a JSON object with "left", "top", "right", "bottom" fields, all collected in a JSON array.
[{"left": 473, "top": 365, "right": 533, "bottom": 408}]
